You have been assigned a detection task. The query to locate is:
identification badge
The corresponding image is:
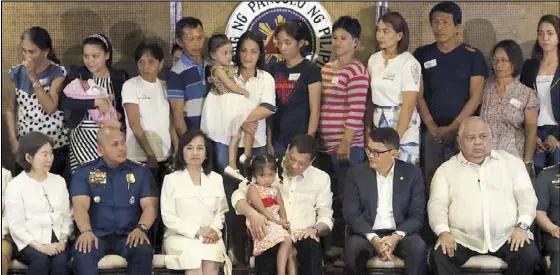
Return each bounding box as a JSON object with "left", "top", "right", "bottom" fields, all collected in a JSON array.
[
  {"left": 129, "top": 196, "right": 135, "bottom": 205},
  {"left": 382, "top": 72, "right": 396, "bottom": 81},
  {"left": 288, "top": 73, "right": 301, "bottom": 81},
  {"left": 509, "top": 98, "right": 522, "bottom": 108},
  {"left": 126, "top": 173, "right": 136, "bottom": 184},
  {"left": 424, "top": 59, "right": 437, "bottom": 69}
]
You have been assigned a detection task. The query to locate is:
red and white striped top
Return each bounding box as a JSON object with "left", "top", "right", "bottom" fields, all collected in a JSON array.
[{"left": 319, "top": 61, "right": 369, "bottom": 153}]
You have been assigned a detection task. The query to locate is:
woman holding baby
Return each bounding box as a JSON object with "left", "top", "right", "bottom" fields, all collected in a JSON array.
[
  {"left": 4, "top": 26, "right": 69, "bottom": 179},
  {"left": 60, "top": 33, "right": 129, "bottom": 173}
]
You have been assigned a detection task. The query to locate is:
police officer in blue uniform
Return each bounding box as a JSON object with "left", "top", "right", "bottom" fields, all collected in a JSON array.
[
  {"left": 535, "top": 162, "right": 560, "bottom": 275},
  {"left": 70, "top": 127, "right": 158, "bottom": 275}
]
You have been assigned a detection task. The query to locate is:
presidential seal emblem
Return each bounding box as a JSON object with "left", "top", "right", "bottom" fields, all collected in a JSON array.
[{"left": 225, "top": 1, "right": 333, "bottom": 68}]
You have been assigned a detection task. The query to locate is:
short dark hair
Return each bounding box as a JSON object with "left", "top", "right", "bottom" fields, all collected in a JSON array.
[
  {"left": 16, "top": 132, "right": 54, "bottom": 172},
  {"left": 83, "top": 34, "right": 113, "bottom": 68},
  {"left": 491, "top": 39, "right": 524, "bottom": 77},
  {"left": 379, "top": 12, "right": 410, "bottom": 54},
  {"left": 369, "top": 127, "right": 400, "bottom": 150},
  {"left": 333, "top": 16, "right": 361, "bottom": 39},
  {"left": 429, "top": 1, "right": 462, "bottom": 25},
  {"left": 531, "top": 14, "right": 560, "bottom": 60},
  {"left": 287, "top": 134, "right": 317, "bottom": 160},
  {"left": 171, "top": 43, "right": 182, "bottom": 55},
  {"left": 173, "top": 129, "right": 214, "bottom": 175},
  {"left": 246, "top": 153, "right": 277, "bottom": 182},
  {"left": 207, "top": 33, "right": 231, "bottom": 56},
  {"left": 234, "top": 31, "right": 266, "bottom": 70},
  {"left": 134, "top": 42, "right": 164, "bottom": 62},
  {"left": 175, "top": 16, "right": 203, "bottom": 40}
]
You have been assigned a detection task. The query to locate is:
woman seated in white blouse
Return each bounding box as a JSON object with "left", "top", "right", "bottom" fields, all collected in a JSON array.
[
  {"left": 6, "top": 132, "right": 73, "bottom": 275},
  {"left": 161, "top": 129, "right": 231, "bottom": 275},
  {"left": 2, "top": 167, "right": 14, "bottom": 275}
]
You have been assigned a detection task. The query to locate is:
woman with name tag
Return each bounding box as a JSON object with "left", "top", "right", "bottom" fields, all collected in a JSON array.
[
  {"left": 481, "top": 40, "right": 539, "bottom": 176},
  {"left": 6, "top": 132, "right": 73, "bottom": 275},
  {"left": 5, "top": 27, "right": 69, "bottom": 179},
  {"left": 267, "top": 20, "right": 322, "bottom": 157},
  {"left": 520, "top": 14, "right": 560, "bottom": 174},
  {"left": 365, "top": 12, "right": 422, "bottom": 164}
]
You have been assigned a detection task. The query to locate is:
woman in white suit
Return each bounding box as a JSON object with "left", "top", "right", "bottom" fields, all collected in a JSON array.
[
  {"left": 161, "top": 129, "right": 231, "bottom": 275},
  {"left": 6, "top": 132, "right": 73, "bottom": 275}
]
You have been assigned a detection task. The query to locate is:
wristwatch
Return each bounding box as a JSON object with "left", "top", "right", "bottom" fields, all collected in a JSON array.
[
  {"left": 136, "top": 224, "right": 149, "bottom": 234},
  {"left": 516, "top": 222, "right": 530, "bottom": 231}
]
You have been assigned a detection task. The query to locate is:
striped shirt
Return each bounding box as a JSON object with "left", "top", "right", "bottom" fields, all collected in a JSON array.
[
  {"left": 319, "top": 61, "right": 369, "bottom": 153},
  {"left": 166, "top": 54, "right": 208, "bottom": 129}
]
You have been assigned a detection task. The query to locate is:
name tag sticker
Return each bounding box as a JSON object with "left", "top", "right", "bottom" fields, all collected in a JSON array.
[
  {"left": 382, "top": 72, "right": 396, "bottom": 81},
  {"left": 509, "top": 98, "right": 522, "bottom": 108},
  {"left": 424, "top": 59, "right": 437, "bottom": 69},
  {"left": 288, "top": 73, "right": 301, "bottom": 81}
]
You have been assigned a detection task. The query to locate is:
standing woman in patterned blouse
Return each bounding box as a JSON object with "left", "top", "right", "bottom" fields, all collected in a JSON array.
[
  {"left": 480, "top": 40, "right": 539, "bottom": 171},
  {"left": 4, "top": 26, "right": 69, "bottom": 178},
  {"left": 60, "top": 34, "right": 129, "bottom": 173},
  {"left": 365, "top": 12, "right": 422, "bottom": 164}
]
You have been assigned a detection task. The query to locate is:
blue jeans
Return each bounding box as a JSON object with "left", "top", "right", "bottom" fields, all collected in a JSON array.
[
  {"left": 326, "top": 148, "right": 365, "bottom": 200},
  {"left": 320, "top": 147, "right": 365, "bottom": 248},
  {"left": 273, "top": 138, "right": 291, "bottom": 159},
  {"left": 214, "top": 142, "right": 266, "bottom": 173},
  {"left": 535, "top": 126, "right": 560, "bottom": 173}
]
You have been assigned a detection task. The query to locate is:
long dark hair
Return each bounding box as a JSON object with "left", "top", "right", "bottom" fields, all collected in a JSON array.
[
  {"left": 21, "top": 26, "right": 60, "bottom": 64},
  {"left": 234, "top": 31, "right": 266, "bottom": 70},
  {"left": 531, "top": 14, "right": 560, "bottom": 60},
  {"left": 173, "top": 129, "right": 214, "bottom": 175},
  {"left": 246, "top": 153, "right": 277, "bottom": 182},
  {"left": 83, "top": 34, "right": 113, "bottom": 68}
]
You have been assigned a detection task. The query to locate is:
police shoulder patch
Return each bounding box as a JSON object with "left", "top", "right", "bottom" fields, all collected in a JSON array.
[
  {"left": 80, "top": 159, "right": 98, "bottom": 167},
  {"left": 128, "top": 160, "right": 146, "bottom": 168}
]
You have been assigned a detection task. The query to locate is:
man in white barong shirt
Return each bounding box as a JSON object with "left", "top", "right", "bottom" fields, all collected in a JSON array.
[
  {"left": 428, "top": 116, "right": 540, "bottom": 275},
  {"left": 231, "top": 134, "right": 333, "bottom": 275}
]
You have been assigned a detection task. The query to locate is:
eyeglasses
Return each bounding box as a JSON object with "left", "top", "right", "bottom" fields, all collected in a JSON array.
[
  {"left": 41, "top": 186, "right": 55, "bottom": 226},
  {"left": 492, "top": 59, "right": 510, "bottom": 65},
  {"left": 365, "top": 147, "right": 394, "bottom": 157}
]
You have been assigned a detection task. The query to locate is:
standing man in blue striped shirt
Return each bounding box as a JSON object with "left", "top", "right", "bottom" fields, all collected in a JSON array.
[{"left": 167, "top": 17, "right": 208, "bottom": 135}]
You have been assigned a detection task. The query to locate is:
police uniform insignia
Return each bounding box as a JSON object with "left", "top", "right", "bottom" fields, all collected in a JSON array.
[
  {"left": 126, "top": 173, "right": 136, "bottom": 184},
  {"left": 129, "top": 196, "right": 135, "bottom": 205},
  {"left": 90, "top": 170, "right": 107, "bottom": 186},
  {"left": 96, "top": 171, "right": 107, "bottom": 184}
]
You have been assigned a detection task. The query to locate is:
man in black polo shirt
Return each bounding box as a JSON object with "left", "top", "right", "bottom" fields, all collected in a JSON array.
[
  {"left": 535, "top": 163, "right": 560, "bottom": 275},
  {"left": 414, "top": 1, "right": 488, "bottom": 187}
]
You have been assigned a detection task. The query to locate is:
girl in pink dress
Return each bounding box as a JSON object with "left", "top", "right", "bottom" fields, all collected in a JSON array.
[{"left": 246, "top": 153, "right": 295, "bottom": 275}]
